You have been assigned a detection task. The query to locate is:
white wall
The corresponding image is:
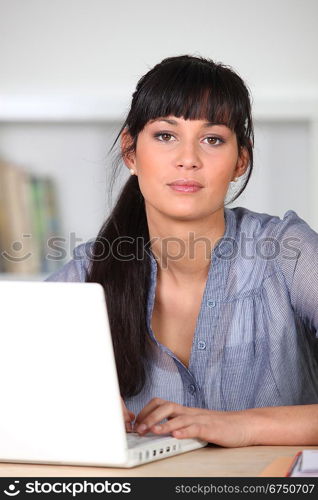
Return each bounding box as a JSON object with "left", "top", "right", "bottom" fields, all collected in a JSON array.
[
  {"left": 1, "top": 0, "right": 317, "bottom": 101},
  {"left": 232, "top": 121, "right": 310, "bottom": 221},
  {"left": 0, "top": 0, "right": 317, "bottom": 271}
]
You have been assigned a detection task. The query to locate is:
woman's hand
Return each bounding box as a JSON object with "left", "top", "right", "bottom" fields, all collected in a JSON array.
[
  {"left": 134, "top": 398, "right": 253, "bottom": 447},
  {"left": 121, "top": 398, "right": 135, "bottom": 433}
]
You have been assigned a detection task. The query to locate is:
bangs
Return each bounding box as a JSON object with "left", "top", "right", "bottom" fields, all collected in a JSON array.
[{"left": 130, "top": 58, "right": 246, "bottom": 133}]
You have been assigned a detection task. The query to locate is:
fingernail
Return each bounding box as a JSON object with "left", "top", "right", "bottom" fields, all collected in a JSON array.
[
  {"left": 137, "top": 423, "right": 147, "bottom": 433},
  {"left": 153, "top": 425, "right": 161, "bottom": 432},
  {"left": 125, "top": 422, "right": 132, "bottom": 432}
]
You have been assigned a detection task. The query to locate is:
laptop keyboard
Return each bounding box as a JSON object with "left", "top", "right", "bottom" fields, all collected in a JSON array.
[{"left": 126, "top": 432, "right": 171, "bottom": 449}]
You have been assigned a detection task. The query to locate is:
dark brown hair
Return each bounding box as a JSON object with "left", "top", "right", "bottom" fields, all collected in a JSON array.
[{"left": 86, "top": 54, "right": 254, "bottom": 397}]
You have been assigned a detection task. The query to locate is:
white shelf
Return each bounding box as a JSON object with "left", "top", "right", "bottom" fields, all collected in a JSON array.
[
  {"left": 253, "top": 96, "right": 318, "bottom": 121},
  {"left": 0, "top": 96, "right": 129, "bottom": 123},
  {"left": 1, "top": 94, "right": 318, "bottom": 230}
]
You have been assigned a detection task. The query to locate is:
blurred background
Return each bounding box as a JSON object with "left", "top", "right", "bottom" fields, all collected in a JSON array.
[{"left": 0, "top": 0, "right": 317, "bottom": 279}]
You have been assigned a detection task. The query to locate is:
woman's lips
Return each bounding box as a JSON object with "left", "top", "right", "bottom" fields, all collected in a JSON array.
[
  {"left": 168, "top": 184, "right": 202, "bottom": 192},
  {"left": 167, "top": 179, "right": 203, "bottom": 193}
]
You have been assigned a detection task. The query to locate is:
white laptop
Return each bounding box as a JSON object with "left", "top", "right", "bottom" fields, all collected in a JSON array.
[{"left": 0, "top": 281, "right": 207, "bottom": 468}]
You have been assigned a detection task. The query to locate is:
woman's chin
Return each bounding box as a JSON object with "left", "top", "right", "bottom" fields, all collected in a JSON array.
[{"left": 164, "top": 210, "right": 204, "bottom": 222}]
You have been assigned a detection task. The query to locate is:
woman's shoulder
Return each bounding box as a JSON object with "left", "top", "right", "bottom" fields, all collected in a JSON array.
[
  {"left": 45, "top": 240, "right": 95, "bottom": 282},
  {"left": 230, "top": 206, "right": 315, "bottom": 240},
  {"left": 72, "top": 240, "right": 95, "bottom": 260}
]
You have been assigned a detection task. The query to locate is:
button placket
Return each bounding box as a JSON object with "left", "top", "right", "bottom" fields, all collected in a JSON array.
[{"left": 188, "top": 210, "right": 234, "bottom": 404}]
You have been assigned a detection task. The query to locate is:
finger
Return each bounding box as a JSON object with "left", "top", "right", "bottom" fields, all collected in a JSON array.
[
  {"left": 172, "top": 423, "right": 204, "bottom": 440},
  {"left": 127, "top": 411, "right": 136, "bottom": 432},
  {"left": 134, "top": 398, "right": 166, "bottom": 426},
  {"left": 150, "top": 415, "right": 197, "bottom": 436},
  {"left": 135, "top": 400, "right": 202, "bottom": 430},
  {"left": 121, "top": 400, "right": 134, "bottom": 421},
  {"left": 121, "top": 399, "right": 135, "bottom": 432},
  {"left": 136, "top": 402, "right": 183, "bottom": 435}
]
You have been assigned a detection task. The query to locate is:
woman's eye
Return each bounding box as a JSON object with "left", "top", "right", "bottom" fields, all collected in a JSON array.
[
  {"left": 204, "top": 136, "right": 223, "bottom": 146},
  {"left": 155, "top": 133, "right": 174, "bottom": 142},
  {"left": 154, "top": 133, "right": 223, "bottom": 145}
]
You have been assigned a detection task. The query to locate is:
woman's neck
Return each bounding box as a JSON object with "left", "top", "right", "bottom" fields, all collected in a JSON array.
[{"left": 146, "top": 207, "right": 226, "bottom": 286}]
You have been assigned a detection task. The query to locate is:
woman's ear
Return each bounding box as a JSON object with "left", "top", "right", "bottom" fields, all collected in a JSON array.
[
  {"left": 121, "top": 128, "right": 136, "bottom": 171},
  {"left": 233, "top": 146, "right": 250, "bottom": 180}
]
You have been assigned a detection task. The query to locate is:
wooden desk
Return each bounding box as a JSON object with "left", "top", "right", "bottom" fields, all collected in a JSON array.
[{"left": 0, "top": 446, "right": 317, "bottom": 477}]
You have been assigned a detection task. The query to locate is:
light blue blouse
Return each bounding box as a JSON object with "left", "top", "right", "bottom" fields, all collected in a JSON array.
[{"left": 45, "top": 206, "right": 318, "bottom": 415}]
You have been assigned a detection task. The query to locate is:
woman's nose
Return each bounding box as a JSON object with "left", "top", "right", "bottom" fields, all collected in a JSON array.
[{"left": 175, "top": 142, "right": 203, "bottom": 169}]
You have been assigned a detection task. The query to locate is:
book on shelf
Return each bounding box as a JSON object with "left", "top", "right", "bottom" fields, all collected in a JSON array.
[{"left": 0, "top": 160, "right": 64, "bottom": 276}]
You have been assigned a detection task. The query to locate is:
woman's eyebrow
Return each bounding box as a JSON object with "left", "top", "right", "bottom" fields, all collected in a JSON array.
[{"left": 149, "top": 118, "right": 178, "bottom": 125}]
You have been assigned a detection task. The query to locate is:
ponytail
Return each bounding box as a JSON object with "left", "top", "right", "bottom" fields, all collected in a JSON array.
[{"left": 86, "top": 176, "right": 151, "bottom": 397}]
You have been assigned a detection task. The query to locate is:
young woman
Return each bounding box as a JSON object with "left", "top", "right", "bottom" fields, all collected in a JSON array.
[{"left": 46, "top": 54, "right": 318, "bottom": 447}]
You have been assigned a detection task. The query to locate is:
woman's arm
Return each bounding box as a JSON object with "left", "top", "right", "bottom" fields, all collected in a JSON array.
[
  {"left": 134, "top": 398, "right": 318, "bottom": 447},
  {"left": 241, "top": 403, "right": 318, "bottom": 446},
  {"left": 275, "top": 210, "right": 318, "bottom": 333}
]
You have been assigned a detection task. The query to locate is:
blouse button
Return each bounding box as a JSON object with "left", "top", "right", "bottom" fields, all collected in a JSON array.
[
  {"left": 188, "top": 384, "right": 196, "bottom": 395},
  {"left": 207, "top": 299, "right": 216, "bottom": 308},
  {"left": 198, "top": 340, "right": 206, "bottom": 350}
]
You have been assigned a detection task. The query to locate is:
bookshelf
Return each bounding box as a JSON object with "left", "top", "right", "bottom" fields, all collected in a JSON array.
[{"left": 0, "top": 94, "right": 318, "bottom": 281}]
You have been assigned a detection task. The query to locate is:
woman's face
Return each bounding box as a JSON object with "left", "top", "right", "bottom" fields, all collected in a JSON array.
[{"left": 123, "top": 115, "right": 248, "bottom": 222}]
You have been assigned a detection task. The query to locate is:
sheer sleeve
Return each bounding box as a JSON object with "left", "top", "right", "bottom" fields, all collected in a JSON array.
[{"left": 275, "top": 210, "right": 318, "bottom": 334}]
